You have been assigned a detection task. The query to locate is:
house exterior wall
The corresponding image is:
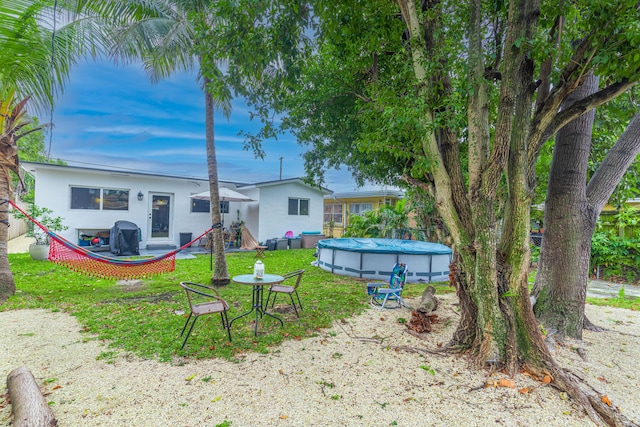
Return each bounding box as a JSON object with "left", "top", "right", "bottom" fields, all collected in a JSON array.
[
  {"left": 234, "top": 187, "right": 260, "bottom": 243},
  {"left": 23, "top": 163, "right": 328, "bottom": 250},
  {"left": 323, "top": 193, "right": 403, "bottom": 237},
  {"left": 255, "top": 182, "right": 325, "bottom": 243},
  {"left": 30, "top": 165, "right": 216, "bottom": 248}
]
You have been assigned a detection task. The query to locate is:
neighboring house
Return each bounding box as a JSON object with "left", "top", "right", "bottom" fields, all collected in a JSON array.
[
  {"left": 599, "top": 198, "right": 640, "bottom": 238},
  {"left": 323, "top": 190, "right": 405, "bottom": 237},
  {"left": 21, "top": 162, "right": 331, "bottom": 249}
]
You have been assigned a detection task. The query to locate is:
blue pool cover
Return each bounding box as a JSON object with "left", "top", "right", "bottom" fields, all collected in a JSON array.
[{"left": 317, "top": 238, "right": 452, "bottom": 254}]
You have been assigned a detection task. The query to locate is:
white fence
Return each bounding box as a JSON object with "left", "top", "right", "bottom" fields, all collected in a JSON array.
[{"left": 8, "top": 200, "right": 28, "bottom": 240}]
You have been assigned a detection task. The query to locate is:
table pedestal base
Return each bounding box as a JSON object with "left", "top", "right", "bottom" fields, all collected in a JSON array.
[{"left": 230, "top": 285, "right": 283, "bottom": 336}]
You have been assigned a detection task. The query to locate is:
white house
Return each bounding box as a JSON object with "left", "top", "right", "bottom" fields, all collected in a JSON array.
[{"left": 21, "top": 162, "right": 331, "bottom": 249}]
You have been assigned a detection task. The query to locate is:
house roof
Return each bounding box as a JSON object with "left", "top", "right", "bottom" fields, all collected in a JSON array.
[
  {"left": 324, "top": 189, "right": 405, "bottom": 200},
  {"left": 20, "top": 161, "right": 236, "bottom": 185},
  {"left": 237, "top": 177, "right": 333, "bottom": 195},
  {"left": 20, "top": 162, "right": 330, "bottom": 193}
]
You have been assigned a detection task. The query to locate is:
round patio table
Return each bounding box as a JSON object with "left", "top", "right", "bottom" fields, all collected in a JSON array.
[{"left": 230, "top": 274, "right": 285, "bottom": 336}]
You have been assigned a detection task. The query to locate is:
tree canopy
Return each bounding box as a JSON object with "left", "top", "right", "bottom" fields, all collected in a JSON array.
[{"left": 206, "top": 1, "right": 640, "bottom": 424}]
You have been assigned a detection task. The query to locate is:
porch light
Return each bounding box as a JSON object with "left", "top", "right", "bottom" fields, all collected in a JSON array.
[{"left": 137, "top": 191, "right": 144, "bottom": 201}]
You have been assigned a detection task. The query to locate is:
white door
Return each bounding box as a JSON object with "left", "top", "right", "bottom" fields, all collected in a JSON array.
[{"left": 148, "top": 193, "right": 173, "bottom": 241}]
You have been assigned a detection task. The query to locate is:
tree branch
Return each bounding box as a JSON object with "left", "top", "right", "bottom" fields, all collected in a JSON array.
[
  {"left": 586, "top": 111, "right": 640, "bottom": 211},
  {"left": 541, "top": 80, "right": 636, "bottom": 145}
]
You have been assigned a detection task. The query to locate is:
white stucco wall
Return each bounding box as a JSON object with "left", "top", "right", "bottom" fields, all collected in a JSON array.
[
  {"left": 253, "top": 181, "right": 325, "bottom": 243},
  {"left": 27, "top": 164, "right": 218, "bottom": 248},
  {"left": 23, "top": 163, "right": 329, "bottom": 250}
]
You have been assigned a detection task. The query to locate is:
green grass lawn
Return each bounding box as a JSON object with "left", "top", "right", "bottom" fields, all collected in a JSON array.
[
  {"left": 4, "top": 249, "right": 443, "bottom": 362},
  {"left": 9, "top": 250, "right": 631, "bottom": 365}
]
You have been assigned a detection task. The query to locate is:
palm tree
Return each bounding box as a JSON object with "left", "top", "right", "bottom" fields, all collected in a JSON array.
[
  {"left": 0, "top": 0, "right": 99, "bottom": 301},
  {"left": 103, "top": 0, "right": 233, "bottom": 285},
  {"left": 0, "top": 93, "right": 32, "bottom": 300}
]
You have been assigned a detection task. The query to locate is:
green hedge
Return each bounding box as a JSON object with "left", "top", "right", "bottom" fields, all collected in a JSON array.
[{"left": 591, "top": 231, "right": 640, "bottom": 283}]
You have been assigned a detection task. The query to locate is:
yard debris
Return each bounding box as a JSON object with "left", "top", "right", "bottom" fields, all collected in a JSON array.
[
  {"left": 406, "top": 285, "right": 440, "bottom": 333},
  {"left": 407, "top": 311, "right": 439, "bottom": 333}
]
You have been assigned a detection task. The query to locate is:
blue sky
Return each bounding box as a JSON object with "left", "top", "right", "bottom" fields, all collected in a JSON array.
[{"left": 38, "top": 59, "right": 368, "bottom": 192}]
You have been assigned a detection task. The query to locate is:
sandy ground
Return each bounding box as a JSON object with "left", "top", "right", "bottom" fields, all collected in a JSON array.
[
  {"left": 1, "top": 292, "right": 639, "bottom": 427},
  {"left": 4, "top": 235, "right": 640, "bottom": 426}
]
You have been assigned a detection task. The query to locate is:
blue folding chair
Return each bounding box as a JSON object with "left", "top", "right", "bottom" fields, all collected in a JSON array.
[{"left": 367, "top": 263, "right": 410, "bottom": 309}]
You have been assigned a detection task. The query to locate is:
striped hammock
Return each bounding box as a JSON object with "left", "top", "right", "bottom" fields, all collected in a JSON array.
[{"left": 10, "top": 200, "right": 217, "bottom": 280}]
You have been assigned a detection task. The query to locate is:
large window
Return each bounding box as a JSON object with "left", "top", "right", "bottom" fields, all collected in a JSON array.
[
  {"left": 190, "top": 198, "right": 229, "bottom": 214},
  {"left": 324, "top": 203, "right": 343, "bottom": 224},
  {"left": 349, "top": 203, "right": 373, "bottom": 216},
  {"left": 288, "top": 198, "right": 309, "bottom": 216},
  {"left": 71, "top": 187, "right": 129, "bottom": 210}
]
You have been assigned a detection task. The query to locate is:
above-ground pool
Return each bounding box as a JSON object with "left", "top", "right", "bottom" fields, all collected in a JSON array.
[{"left": 316, "top": 238, "right": 453, "bottom": 283}]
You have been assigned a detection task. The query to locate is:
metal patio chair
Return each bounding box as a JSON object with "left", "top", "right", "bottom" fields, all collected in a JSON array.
[
  {"left": 179, "top": 281, "right": 232, "bottom": 349},
  {"left": 265, "top": 269, "right": 305, "bottom": 317}
]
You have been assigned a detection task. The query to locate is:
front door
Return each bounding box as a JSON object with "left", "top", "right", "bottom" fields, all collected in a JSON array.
[{"left": 148, "top": 193, "right": 173, "bottom": 240}]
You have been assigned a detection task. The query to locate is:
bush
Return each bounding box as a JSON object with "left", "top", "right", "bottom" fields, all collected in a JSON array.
[{"left": 591, "top": 231, "right": 640, "bottom": 283}]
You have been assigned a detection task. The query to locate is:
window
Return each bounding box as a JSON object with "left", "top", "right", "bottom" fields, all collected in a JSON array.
[
  {"left": 103, "top": 189, "right": 129, "bottom": 211},
  {"left": 349, "top": 203, "right": 373, "bottom": 216},
  {"left": 71, "top": 187, "right": 100, "bottom": 210},
  {"left": 190, "top": 199, "right": 229, "bottom": 214},
  {"left": 71, "top": 187, "right": 129, "bottom": 210},
  {"left": 324, "top": 203, "right": 343, "bottom": 224},
  {"left": 191, "top": 199, "right": 210, "bottom": 213},
  {"left": 288, "top": 198, "right": 309, "bottom": 215}
]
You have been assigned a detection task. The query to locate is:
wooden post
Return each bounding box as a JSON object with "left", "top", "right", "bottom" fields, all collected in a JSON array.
[{"left": 6, "top": 366, "right": 58, "bottom": 427}]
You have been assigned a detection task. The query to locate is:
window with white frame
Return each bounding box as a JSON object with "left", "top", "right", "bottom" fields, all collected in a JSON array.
[
  {"left": 70, "top": 187, "right": 129, "bottom": 210},
  {"left": 324, "top": 203, "right": 343, "bottom": 224},
  {"left": 289, "top": 198, "right": 309, "bottom": 215},
  {"left": 349, "top": 203, "right": 373, "bottom": 216}
]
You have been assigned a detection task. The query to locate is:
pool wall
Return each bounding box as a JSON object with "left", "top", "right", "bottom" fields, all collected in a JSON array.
[{"left": 317, "top": 238, "right": 453, "bottom": 282}]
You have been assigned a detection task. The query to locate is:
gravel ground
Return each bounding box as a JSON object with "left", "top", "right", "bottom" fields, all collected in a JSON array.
[{"left": 1, "top": 293, "right": 639, "bottom": 427}]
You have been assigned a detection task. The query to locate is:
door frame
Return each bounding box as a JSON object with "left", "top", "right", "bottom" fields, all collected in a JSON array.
[{"left": 147, "top": 192, "right": 174, "bottom": 242}]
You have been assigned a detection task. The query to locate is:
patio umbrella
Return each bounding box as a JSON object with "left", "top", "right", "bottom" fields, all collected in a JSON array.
[
  {"left": 190, "top": 188, "right": 255, "bottom": 270},
  {"left": 190, "top": 187, "right": 254, "bottom": 202}
]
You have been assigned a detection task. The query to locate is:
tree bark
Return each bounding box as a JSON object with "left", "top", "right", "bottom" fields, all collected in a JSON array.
[
  {"left": 0, "top": 129, "right": 18, "bottom": 302},
  {"left": 533, "top": 75, "right": 640, "bottom": 339},
  {"left": 6, "top": 366, "right": 58, "bottom": 427},
  {"left": 532, "top": 72, "right": 599, "bottom": 339},
  {"left": 203, "top": 75, "right": 230, "bottom": 286},
  {"left": 0, "top": 181, "right": 15, "bottom": 302}
]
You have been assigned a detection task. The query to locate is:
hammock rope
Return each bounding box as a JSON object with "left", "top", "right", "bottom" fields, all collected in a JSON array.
[{"left": 9, "top": 199, "right": 220, "bottom": 279}]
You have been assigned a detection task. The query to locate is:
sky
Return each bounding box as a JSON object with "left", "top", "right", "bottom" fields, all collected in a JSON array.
[{"left": 36, "top": 59, "right": 371, "bottom": 193}]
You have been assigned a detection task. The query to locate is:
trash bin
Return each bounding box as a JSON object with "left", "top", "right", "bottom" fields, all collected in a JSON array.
[
  {"left": 288, "top": 237, "right": 301, "bottom": 249},
  {"left": 276, "top": 238, "right": 288, "bottom": 250},
  {"left": 180, "top": 232, "right": 193, "bottom": 248}
]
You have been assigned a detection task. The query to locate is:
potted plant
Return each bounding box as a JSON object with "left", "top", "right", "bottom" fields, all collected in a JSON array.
[{"left": 12, "top": 204, "right": 68, "bottom": 260}]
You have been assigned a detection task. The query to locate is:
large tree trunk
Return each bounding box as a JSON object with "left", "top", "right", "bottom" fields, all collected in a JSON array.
[
  {"left": 533, "top": 77, "right": 640, "bottom": 339},
  {"left": 204, "top": 76, "right": 230, "bottom": 286},
  {"left": 0, "top": 156, "right": 17, "bottom": 303},
  {"left": 532, "top": 72, "right": 599, "bottom": 339},
  {"left": 7, "top": 366, "right": 58, "bottom": 427},
  {"left": 397, "top": 0, "right": 639, "bottom": 423}
]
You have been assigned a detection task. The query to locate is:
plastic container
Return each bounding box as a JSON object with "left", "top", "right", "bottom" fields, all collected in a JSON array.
[
  {"left": 288, "top": 237, "right": 301, "bottom": 249},
  {"left": 180, "top": 232, "right": 192, "bottom": 248},
  {"left": 277, "top": 238, "right": 288, "bottom": 250}
]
